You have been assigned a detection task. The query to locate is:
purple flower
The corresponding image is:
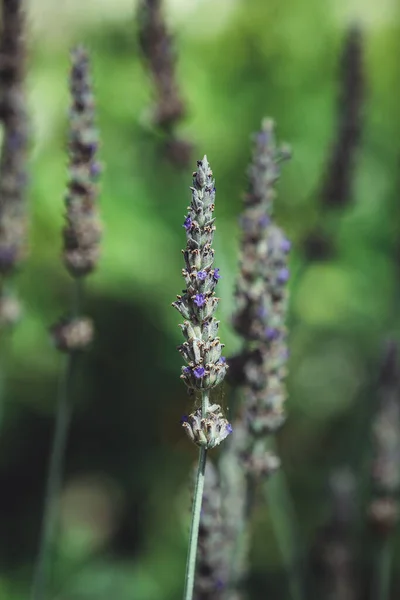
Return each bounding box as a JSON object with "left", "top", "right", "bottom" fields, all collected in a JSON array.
[
  {"left": 213, "top": 268, "right": 221, "bottom": 281},
  {"left": 183, "top": 366, "right": 191, "bottom": 374},
  {"left": 87, "top": 141, "right": 98, "bottom": 156},
  {"left": 180, "top": 414, "right": 189, "bottom": 424},
  {"left": 281, "top": 238, "right": 291, "bottom": 253},
  {"left": 257, "top": 130, "right": 270, "bottom": 146},
  {"left": 277, "top": 268, "right": 289, "bottom": 283},
  {"left": 197, "top": 270, "right": 207, "bottom": 280},
  {"left": 194, "top": 293, "right": 206, "bottom": 307},
  {"left": 193, "top": 366, "right": 205, "bottom": 378},
  {"left": 226, "top": 423, "right": 233, "bottom": 434},
  {"left": 219, "top": 356, "right": 226, "bottom": 364},
  {"left": 90, "top": 162, "right": 102, "bottom": 178},
  {"left": 258, "top": 215, "right": 270, "bottom": 227},
  {"left": 183, "top": 216, "right": 192, "bottom": 230},
  {"left": 266, "top": 327, "right": 280, "bottom": 341}
]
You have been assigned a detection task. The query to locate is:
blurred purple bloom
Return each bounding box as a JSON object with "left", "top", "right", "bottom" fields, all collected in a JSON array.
[
  {"left": 277, "top": 268, "right": 289, "bottom": 283},
  {"left": 197, "top": 270, "right": 207, "bottom": 280},
  {"left": 213, "top": 268, "right": 221, "bottom": 280},
  {"left": 258, "top": 215, "right": 270, "bottom": 227},
  {"left": 266, "top": 327, "right": 279, "bottom": 341}
]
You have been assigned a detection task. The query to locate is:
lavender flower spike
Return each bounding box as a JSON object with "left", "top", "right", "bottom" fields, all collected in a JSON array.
[
  {"left": 173, "top": 156, "right": 229, "bottom": 396},
  {"left": 63, "top": 46, "right": 102, "bottom": 278},
  {"left": 175, "top": 158, "right": 231, "bottom": 600},
  {"left": 233, "top": 119, "right": 291, "bottom": 444}
]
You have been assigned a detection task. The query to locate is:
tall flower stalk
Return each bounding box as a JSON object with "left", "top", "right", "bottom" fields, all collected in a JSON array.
[
  {"left": 232, "top": 118, "right": 290, "bottom": 475},
  {"left": 31, "top": 46, "right": 101, "bottom": 600},
  {"left": 223, "top": 119, "right": 296, "bottom": 597},
  {"left": 173, "top": 156, "right": 231, "bottom": 600}
]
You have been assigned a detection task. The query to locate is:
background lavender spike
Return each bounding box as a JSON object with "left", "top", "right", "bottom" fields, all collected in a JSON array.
[
  {"left": 63, "top": 45, "right": 102, "bottom": 279},
  {"left": 31, "top": 46, "right": 101, "bottom": 600},
  {"left": 310, "top": 468, "right": 358, "bottom": 600},
  {"left": 231, "top": 118, "right": 291, "bottom": 472},
  {"left": 368, "top": 340, "right": 400, "bottom": 533},
  {"left": 303, "top": 24, "right": 365, "bottom": 260},
  {"left": 0, "top": 0, "right": 29, "bottom": 286},
  {"left": 367, "top": 340, "right": 400, "bottom": 600},
  {"left": 218, "top": 119, "right": 292, "bottom": 599},
  {"left": 137, "top": 0, "right": 193, "bottom": 167},
  {"left": 321, "top": 25, "right": 364, "bottom": 209}
]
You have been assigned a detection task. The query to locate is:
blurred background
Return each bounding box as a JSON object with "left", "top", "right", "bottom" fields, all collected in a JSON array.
[{"left": 1, "top": 0, "right": 400, "bottom": 598}]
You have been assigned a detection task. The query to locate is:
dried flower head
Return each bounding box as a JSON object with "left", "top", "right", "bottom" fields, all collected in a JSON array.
[
  {"left": 0, "top": 0, "right": 28, "bottom": 275},
  {"left": 51, "top": 316, "right": 94, "bottom": 352},
  {"left": 173, "top": 157, "right": 228, "bottom": 393},
  {"left": 182, "top": 404, "right": 232, "bottom": 450},
  {"left": 0, "top": 292, "right": 21, "bottom": 326},
  {"left": 63, "top": 46, "right": 102, "bottom": 278}
]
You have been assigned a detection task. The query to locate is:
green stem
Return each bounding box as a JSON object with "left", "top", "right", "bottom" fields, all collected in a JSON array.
[
  {"left": 201, "top": 388, "right": 209, "bottom": 417},
  {"left": 373, "top": 536, "right": 393, "bottom": 600},
  {"left": 183, "top": 389, "right": 209, "bottom": 600},
  {"left": 264, "top": 438, "right": 304, "bottom": 600},
  {"left": 31, "top": 279, "right": 83, "bottom": 600}
]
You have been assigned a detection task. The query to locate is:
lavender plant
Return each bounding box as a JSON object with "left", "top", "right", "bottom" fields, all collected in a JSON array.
[
  {"left": 0, "top": 0, "right": 28, "bottom": 324},
  {"left": 172, "top": 156, "right": 231, "bottom": 600},
  {"left": 221, "top": 119, "right": 295, "bottom": 597},
  {"left": 137, "top": 0, "right": 193, "bottom": 167},
  {"left": 368, "top": 341, "right": 400, "bottom": 600},
  {"left": 31, "top": 46, "right": 101, "bottom": 600},
  {"left": 232, "top": 119, "right": 290, "bottom": 474}
]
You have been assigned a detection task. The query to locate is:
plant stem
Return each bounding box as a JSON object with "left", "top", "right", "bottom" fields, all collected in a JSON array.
[
  {"left": 264, "top": 437, "right": 304, "bottom": 600},
  {"left": 31, "top": 280, "right": 83, "bottom": 600},
  {"left": 183, "top": 389, "right": 209, "bottom": 600},
  {"left": 373, "top": 536, "right": 393, "bottom": 600},
  {"left": 201, "top": 388, "right": 209, "bottom": 417}
]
